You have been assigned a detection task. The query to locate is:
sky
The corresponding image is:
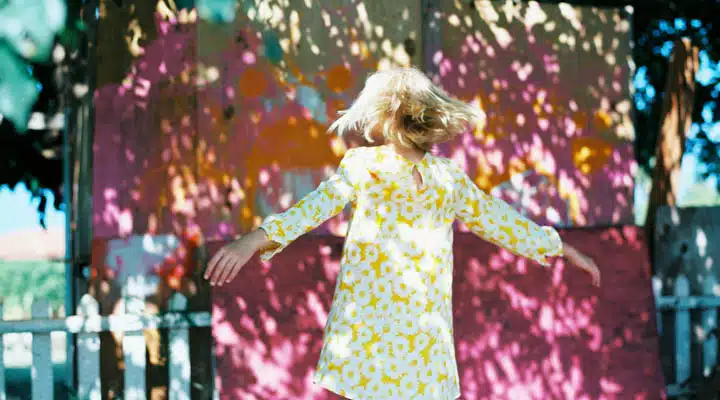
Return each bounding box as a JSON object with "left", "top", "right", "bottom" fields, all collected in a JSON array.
[{"left": 0, "top": 184, "right": 65, "bottom": 235}]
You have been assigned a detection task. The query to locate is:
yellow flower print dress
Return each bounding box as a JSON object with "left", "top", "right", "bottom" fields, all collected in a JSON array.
[{"left": 258, "top": 145, "right": 563, "bottom": 400}]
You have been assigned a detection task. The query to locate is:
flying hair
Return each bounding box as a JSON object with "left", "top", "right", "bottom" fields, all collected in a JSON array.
[{"left": 328, "top": 67, "right": 486, "bottom": 151}]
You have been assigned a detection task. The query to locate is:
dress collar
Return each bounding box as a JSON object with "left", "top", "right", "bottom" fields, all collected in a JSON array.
[{"left": 381, "top": 145, "right": 429, "bottom": 167}]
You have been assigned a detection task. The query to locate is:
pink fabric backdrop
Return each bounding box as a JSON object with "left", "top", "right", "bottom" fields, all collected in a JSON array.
[
  {"left": 92, "top": 3, "right": 635, "bottom": 243},
  {"left": 211, "top": 226, "right": 664, "bottom": 399}
]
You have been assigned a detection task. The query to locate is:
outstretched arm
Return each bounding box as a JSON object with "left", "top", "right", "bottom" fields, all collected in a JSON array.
[
  {"left": 454, "top": 169, "right": 563, "bottom": 266},
  {"left": 204, "top": 228, "right": 270, "bottom": 286},
  {"left": 562, "top": 241, "right": 601, "bottom": 286},
  {"left": 204, "top": 148, "right": 360, "bottom": 286},
  {"left": 453, "top": 167, "right": 599, "bottom": 286}
]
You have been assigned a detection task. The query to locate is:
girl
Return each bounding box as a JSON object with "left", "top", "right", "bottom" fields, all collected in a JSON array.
[{"left": 204, "top": 67, "right": 600, "bottom": 399}]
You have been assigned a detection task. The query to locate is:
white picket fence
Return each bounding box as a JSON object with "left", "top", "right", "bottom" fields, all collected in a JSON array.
[
  {"left": 0, "top": 293, "right": 212, "bottom": 400},
  {"left": 653, "top": 274, "right": 720, "bottom": 398}
]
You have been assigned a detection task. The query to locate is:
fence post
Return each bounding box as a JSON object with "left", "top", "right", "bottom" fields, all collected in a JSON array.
[
  {"left": 702, "top": 275, "right": 718, "bottom": 377},
  {"left": 675, "top": 275, "right": 691, "bottom": 385},
  {"left": 31, "top": 298, "right": 53, "bottom": 400},
  {"left": 211, "top": 340, "right": 220, "bottom": 400},
  {"left": 77, "top": 294, "right": 101, "bottom": 400},
  {"left": 652, "top": 276, "right": 663, "bottom": 336},
  {"left": 0, "top": 302, "right": 5, "bottom": 400},
  {"left": 123, "top": 284, "right": 147, "bottom": 400},
  {"left": 168, "top": 293, "right": 191, "bottom": 400}
]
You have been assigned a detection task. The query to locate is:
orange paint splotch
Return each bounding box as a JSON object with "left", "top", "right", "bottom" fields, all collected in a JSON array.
[
  {"left": 471, "top": 153, "right": 528, "bottom": 193},
  {"left": 239, "top": 67, "right": 269, "bottom": 98},
  {"left": 473, "top": 123, "right": 486, "bottom": 140},
  {"left": 239, "top": 111, "right": 345, "bottom": 230},
  {"left": 559, "top": 184, "right": 584, "bottom": 226},
  {"left": 252, "top": 115, "right": 340, "bottom": 169},
  {"left": 285, "top": 58, "right": 314, "bottom": 87},
  {"left": 326, "top": 64, "right": 353, "bottom": 93},
  {"left": 326, "top": 98, "right": 347, "bottom": 119},
  {"left": 362, "top": 57, "right": 378, "bottom": 71},
  {"left": 507, "top": 157, "right": 529, "bottom": 179},
  {"left": 572, "top": 111, "right": 589, "bottom": 130},
  {"left": 482, "top": 114, "right": 508, "bottom": 141},
  {"left": 241, "top": 206, "right": 252, "bottom": 219},
  {"left": 571, "top": 136, "right": 613, "bottom": 175},
  {"left": 594, "top": 110, "right": 613, "bottom": 130}
]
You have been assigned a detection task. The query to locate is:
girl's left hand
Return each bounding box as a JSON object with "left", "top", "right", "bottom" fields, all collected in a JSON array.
[
  {"left": 204, "top": 229, "right": 269, "bottom": 286},
  {"left": 563, "top": 242, "right": 601, "bottom": 287}
]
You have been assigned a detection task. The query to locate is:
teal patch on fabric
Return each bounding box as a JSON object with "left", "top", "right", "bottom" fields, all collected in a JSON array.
[
  {"left": 263, "top": 30, "right": 284, "bottom": 65},
  {"left": 197, "top": 0, "right": 236, "bottom": 23}
]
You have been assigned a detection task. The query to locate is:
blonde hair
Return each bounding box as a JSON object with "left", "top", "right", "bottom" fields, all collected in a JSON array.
[{"left": 329, "top": 67, "right": 485, "bottom": 151}]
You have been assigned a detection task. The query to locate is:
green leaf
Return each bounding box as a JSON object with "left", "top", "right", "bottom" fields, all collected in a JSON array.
[
  {"left": 0, "top": 0, "right": 67, "bottom": 61},
  {"left": 58, "top": 28, "right": 79, "bottom": 51},
  {"left": 175, "top": 0, "right": 195, "bottom": 11},
  {"left": 75, "top": 19, "right": 87, "bottom": 32},
  {"left": 0, "top": 44, "right": 39, "bottom": 131},
  {"left": 30, "top": 177, "right": 39, "bottom": 193}
]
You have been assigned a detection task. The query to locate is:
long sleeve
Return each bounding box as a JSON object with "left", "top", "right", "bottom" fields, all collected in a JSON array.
[
  {"left": 257, "top": 148, "right": 360, "bottom": 261},
  {"left": 453, "top": 167, "right": 563, "bottom": 266}
]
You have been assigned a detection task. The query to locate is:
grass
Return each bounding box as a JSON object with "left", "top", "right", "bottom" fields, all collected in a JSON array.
[{"left": 0, "top": 260, "right": 66, "bottom": 318}]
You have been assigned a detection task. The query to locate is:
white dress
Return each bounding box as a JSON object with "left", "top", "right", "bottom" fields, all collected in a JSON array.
[{"left": 259, "top": 145, "right": 563, "bottom": 399}]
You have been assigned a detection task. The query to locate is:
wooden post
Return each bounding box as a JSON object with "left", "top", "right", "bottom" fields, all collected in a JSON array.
[
  {"left": 168, "top": 293, "right": 191, "bottom": 400},
  {"left": 123, "top": 285, "right": 147, "bottom": 400},
  {"left": 77, "top": 295, "right": 101, "bottom": 400},
  {"left": 645, "top": 38, "right": 699, "bottom": 268},
  {"left": 62, "top": 0, "right": 102, "bottom": 390},
  {"left": 211, "top": 341, "right": 220, "bottom": 400},
  {"left": 31, "top": 298, "right": 53, "bottom": 400},
  {"left": 652, "top": 276, "right": 663, "bottom": 336},
  {"left": 702, "top": 275, "right": 718, "bottom": 377},
  {"left": 0, "top": 302, "right": 6, "bottom": 400},
  {"left": 675, "top": 275, "right": 691, "bottom": 384}
]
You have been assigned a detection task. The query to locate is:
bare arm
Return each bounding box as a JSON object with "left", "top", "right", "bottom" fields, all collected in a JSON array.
[
  {"left": 453, "top": 163, "right": 600, "bottom": 286},
  {"left": 204, "top": 229, "right": 273, "bottom": 286},
  {"left": 204, "top": 149, "right": 360, "bottom": 286},
  {"left": 562, "top": 241, "right": 601, "bottom": 287}
]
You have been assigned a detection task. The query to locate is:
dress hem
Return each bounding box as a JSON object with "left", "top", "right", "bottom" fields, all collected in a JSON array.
[{"left": 313, "top": 371, "right": 461, "bottom": 400}]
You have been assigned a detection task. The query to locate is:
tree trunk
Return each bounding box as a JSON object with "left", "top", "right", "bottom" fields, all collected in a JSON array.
[{"left": 645, "top": 38, "right": 699, "bottom": 272}]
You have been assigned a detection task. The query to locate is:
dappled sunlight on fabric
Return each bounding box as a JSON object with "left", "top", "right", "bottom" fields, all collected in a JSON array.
[
  {"left": 211, "top": 238, "right": 345, "bottom": 399},
  {"left": 93, "top": 1, "right": 635, "bottom": 247},
  {"left": 431, "top": 1, "right": 635, "bottom": 228},
  {"left": 211, "top": 227, "right": 664, "bottom": 399},
  {"left": 94, "top": 2, "right": 417, "bottom": 240},
  {"left": 452, "top": 227, "right": 663, "bottom": 399}
]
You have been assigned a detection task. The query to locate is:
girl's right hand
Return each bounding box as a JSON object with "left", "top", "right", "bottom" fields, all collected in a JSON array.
[
  {"left": 204, "top": 229, "right": 269, "bottom": 286},
  {"left": 562, "top": 241, "right": 601, "bottom": 287}
]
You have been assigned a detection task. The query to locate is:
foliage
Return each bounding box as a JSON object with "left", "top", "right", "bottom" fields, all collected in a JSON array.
[
  {"left": 0, "top": 0, "right": 66, "bottom": 130},
  {"left": 0, "top": 45, "right": 40, "bottom": 130},
  {"left": 0, "top": 260, "right": 65, "bottom": 316},
  {"left": 690, "top": 130, "right": 720, "bottom": 188},
  {"left": 0, "top": 0, "right": 85, "bottom": 226},
  {"left": 628, "top": 0, "right": 720, "bottom": 189}
]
